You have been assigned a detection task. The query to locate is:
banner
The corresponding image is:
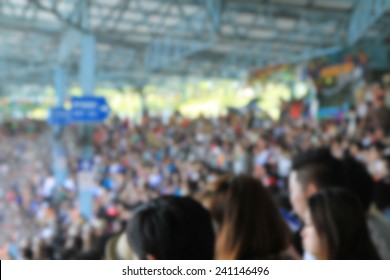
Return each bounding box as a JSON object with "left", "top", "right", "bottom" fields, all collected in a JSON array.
[
  {"left": 248, "top": 65, "right": 297, "bottom": 85},
  {"left": 306, "top": 51, "right": 367, "bottom": 118}
]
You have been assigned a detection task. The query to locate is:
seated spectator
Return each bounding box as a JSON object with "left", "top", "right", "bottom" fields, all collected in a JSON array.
[
  {"left": 302, "top": 188, "right": 379, "bottom": 260},
  {"left": 126, "top": 196, "right": 214, "bottom": 260}
]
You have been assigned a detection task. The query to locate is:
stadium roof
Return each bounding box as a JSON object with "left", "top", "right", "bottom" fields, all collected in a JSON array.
[{"left": 0, "top": 0, "right": 389, "bottom": 90}]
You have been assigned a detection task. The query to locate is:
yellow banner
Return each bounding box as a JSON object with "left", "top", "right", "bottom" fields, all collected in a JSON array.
[{"left": 320, "top": 62, "right": 355, "bottom": 78}]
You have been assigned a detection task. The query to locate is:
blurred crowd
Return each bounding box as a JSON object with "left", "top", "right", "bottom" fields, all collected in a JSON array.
[{"left": 1, "top": 80, "right": 390, "bottom": 260}]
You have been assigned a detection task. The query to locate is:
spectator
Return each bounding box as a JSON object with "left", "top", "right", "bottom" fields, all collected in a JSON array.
[
  {"left": 209, "top": 175, "right": 294, "bottom": 260},
  {"left": 289, "top": 148, "right": 390, "bottom": 259},
  {"left": 126, "top": 196, "right": 214, "bottom": 260},
  {"left": 289, "top": 148, "right": 344, "bottom": 221},
  {"left": 303, "top": 188, "right": 379, "bottom": 260}
]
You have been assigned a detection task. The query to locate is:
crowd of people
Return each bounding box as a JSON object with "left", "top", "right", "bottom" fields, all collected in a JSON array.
[{"left": 1, "top": 79, "right": 390, "bottom": 260}]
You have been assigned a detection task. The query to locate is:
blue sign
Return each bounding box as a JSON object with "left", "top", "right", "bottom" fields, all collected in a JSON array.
[
  {"left": 78, "top": 158, "right": 94, "bottom": 172},
  {"left": 48, "top": 107, "right": 70, "bottom": 126},
  {"left": 70, "top": 96, "right": 110, "bottom": 123},
  {"left": 318, "top": 103, "right": 349, "bottom": 120}
]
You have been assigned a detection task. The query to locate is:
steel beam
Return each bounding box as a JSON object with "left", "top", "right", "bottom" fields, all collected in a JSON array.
[
  {"left": 348, "top": 0, "right": 390, "bottom": 45},
  {"left": 204, "top": 0, "right": 222, "bottom": 34}
]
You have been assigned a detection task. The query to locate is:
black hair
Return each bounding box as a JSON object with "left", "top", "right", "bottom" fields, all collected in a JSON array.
[
  {"left": 23, "top": 247, "right": 33, "bottom": 260},
  {"left": 349, "top": 140, "right": 363, "bottom": 150},
  {"left": 291, "top": 148, "right": 344, "bottom": 190},
  {"left": 292, "top": 148, "right": 374, "bottom": 211},
  {"left": 309, "top": 188, "right": 379, "bottom": 260},
  {"left": 372, "top": 141, "right": 386, "bottom": 153},
  {"left": 341, "top": 155, "right": 374, "bottom": 211},
  {"left": 127, "top": 196, "right": 215, "bottom": 260},
  {"left": 73, "top": 250, "right": 102, "bottom": 260}
]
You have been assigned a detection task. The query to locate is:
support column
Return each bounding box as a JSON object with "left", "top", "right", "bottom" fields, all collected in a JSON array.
[
  {"left": 52, "top": 66, "right": 68, "bottom": 188},
  {"left": 77, "top": 0, "right": 96, "bottom": 221},
  {"left": 140, "top": 89, "right": 147, "bottom": 118}
]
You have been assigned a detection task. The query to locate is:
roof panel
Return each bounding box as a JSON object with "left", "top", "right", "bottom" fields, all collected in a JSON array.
[
  {"left": 270, "top": 0, "right": 310, "bottom": 6},
  {"left": 35, "top": 10, "right": 57, "bottom": 22},
  {"left": 313, "top": 0, "right": 355, "bottom": 10}
]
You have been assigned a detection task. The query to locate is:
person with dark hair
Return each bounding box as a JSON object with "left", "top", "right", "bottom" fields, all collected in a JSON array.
[
  {"left": 302, "top": 188, "right": 380, "bottom": 260},
  {"left": 366, "top": 91, "right": 390, "bottom": 133},
  {"left": 209, "top": 175, "right": 295, "bottom": 260},
  {"left": 126, "top": 196, "right": 214, "bottom": 260},
  {"left": 22, "top": 246, "right": 33, "bottom": 260},
  {"left": 289, "top": 148, "right": 344, "bottom": 221},
  {"left": 289, "top": 147, "right": 390, "bottom": 259}
]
